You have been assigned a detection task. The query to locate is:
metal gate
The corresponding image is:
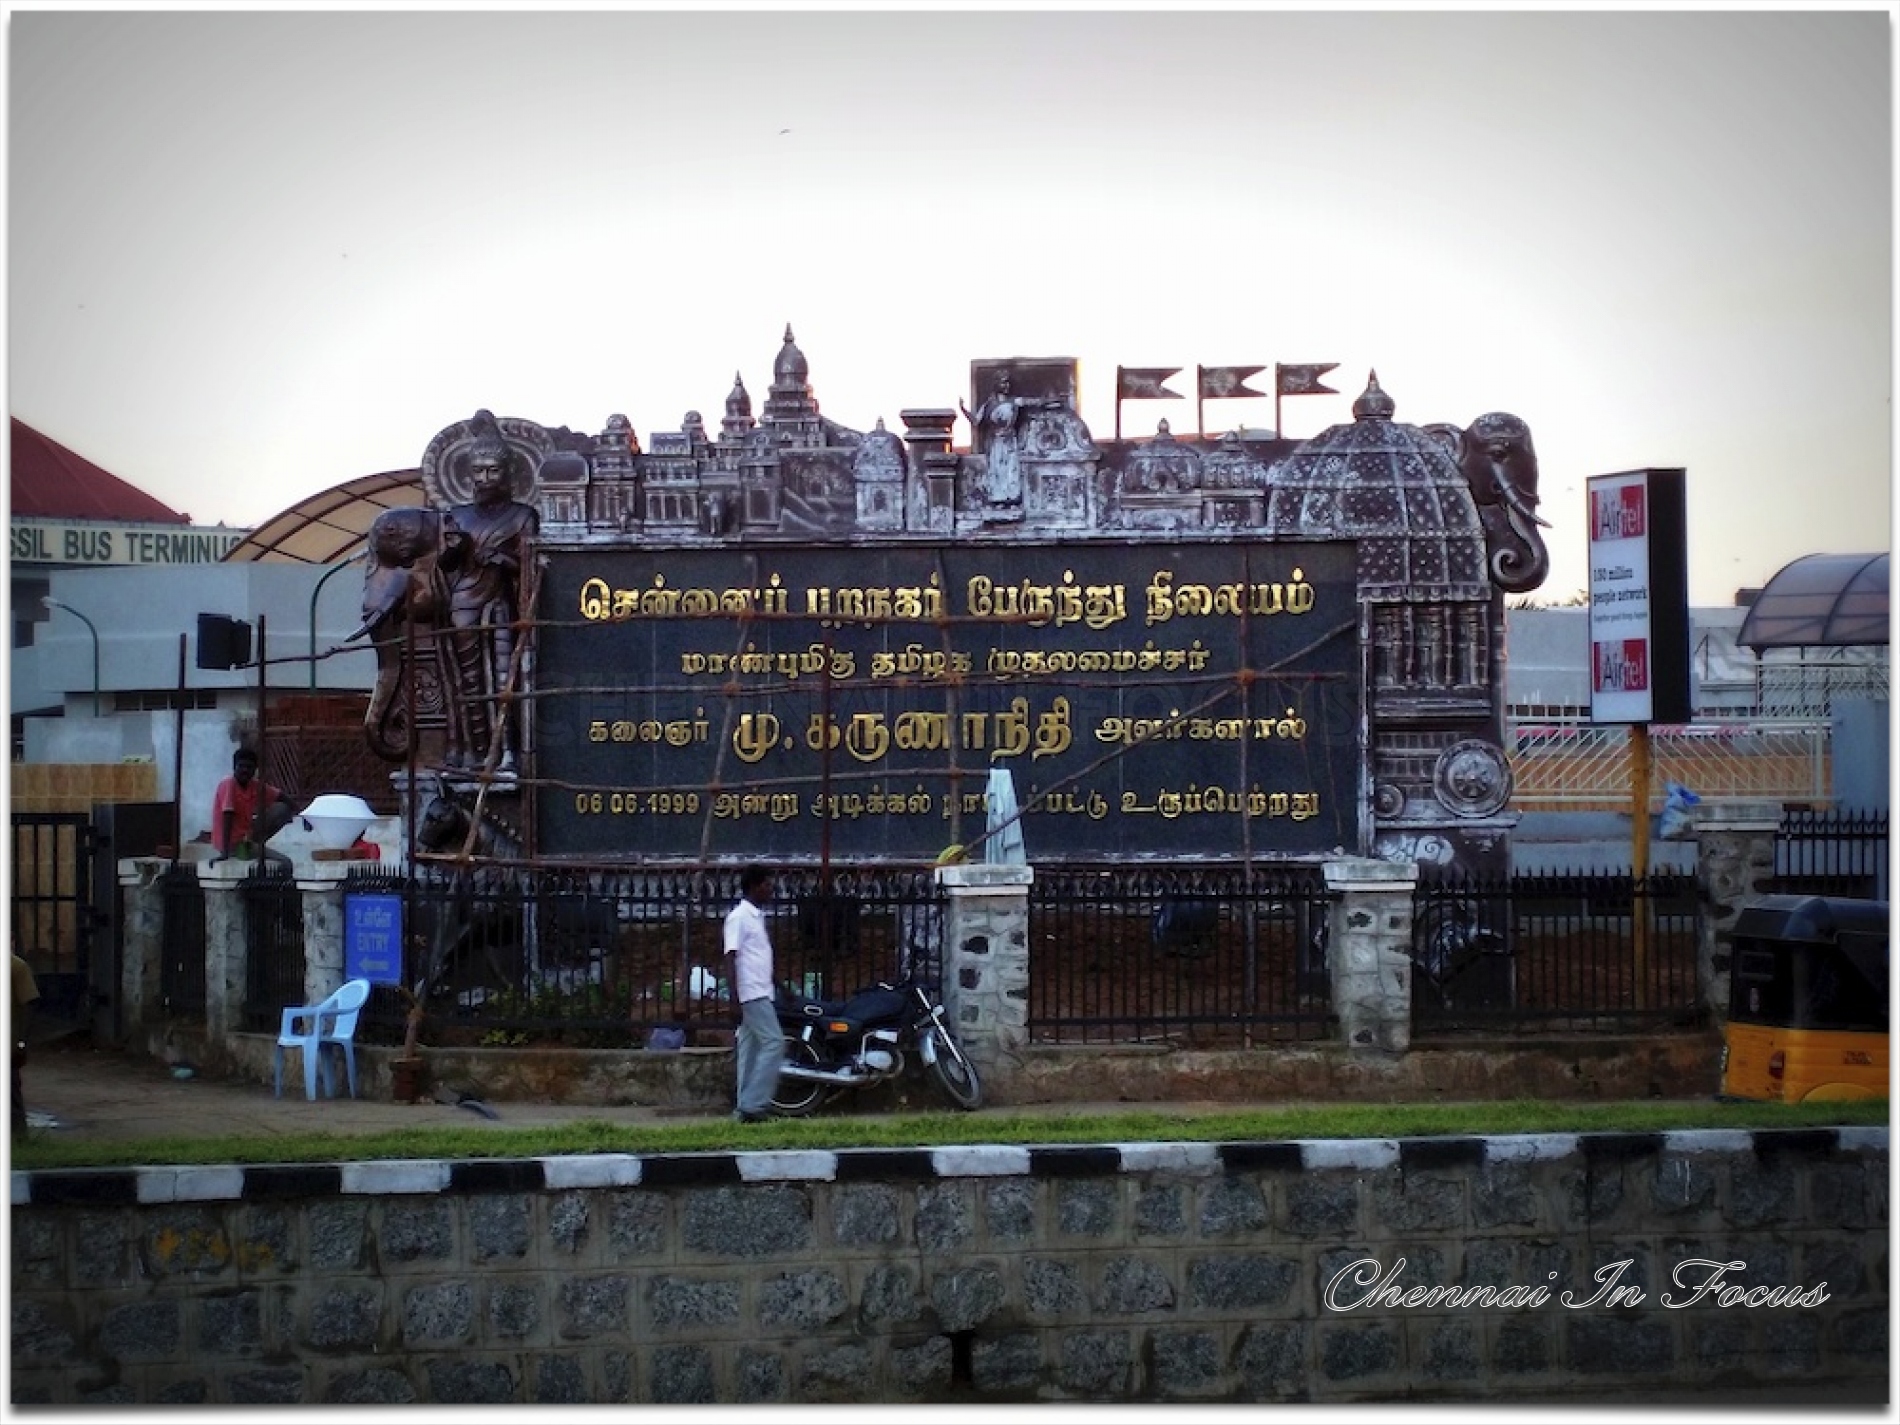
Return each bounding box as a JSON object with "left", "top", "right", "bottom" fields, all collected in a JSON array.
[
  {"left": 9, "top": 812, "right": 101, "bottom": 1029},
  {"left": 160, "top": 864, "right": 209, "bottom": 1019}
]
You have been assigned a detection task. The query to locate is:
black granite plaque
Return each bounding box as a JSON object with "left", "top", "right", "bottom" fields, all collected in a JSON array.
[{"left": 533, "top": 540, "right": 1361, "bottom": 861}]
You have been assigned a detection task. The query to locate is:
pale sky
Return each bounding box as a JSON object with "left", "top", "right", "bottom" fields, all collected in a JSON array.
[{"left": 8, "top": 6, "right": 1892, "bottom": 606}]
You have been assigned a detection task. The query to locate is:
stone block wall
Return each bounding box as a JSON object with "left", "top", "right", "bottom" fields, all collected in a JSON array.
[
  {"left": 1692, "top": 802, "right": 1782, "bottom": 1022},
  {"left": 10, "top": 1127, "right": 1886, "bottom": 1405}
]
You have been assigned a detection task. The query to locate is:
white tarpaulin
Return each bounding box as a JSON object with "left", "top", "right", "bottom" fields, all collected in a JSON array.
[{"left": 984, "top": 767, "right": 1026, "bottom": 865}]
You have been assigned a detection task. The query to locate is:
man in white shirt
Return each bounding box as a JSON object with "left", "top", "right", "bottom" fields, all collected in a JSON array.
[{"left": 723, "top": 864, "right": 784, "bottom": 1122}]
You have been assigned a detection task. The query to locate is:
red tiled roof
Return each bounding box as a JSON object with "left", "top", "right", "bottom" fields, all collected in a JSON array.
[{"left": 10, "top": 418, "right": 191, "bottom": 524}]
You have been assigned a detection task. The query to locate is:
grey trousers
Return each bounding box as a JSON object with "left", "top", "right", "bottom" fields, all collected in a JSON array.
[{"left": 735, "top": 997, "right": 785, "bottom": 1115}]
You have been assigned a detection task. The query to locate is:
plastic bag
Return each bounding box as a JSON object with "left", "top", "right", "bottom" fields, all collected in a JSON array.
[{"left": 1659, "top": 780, "right": 1701, "bottom": 840}]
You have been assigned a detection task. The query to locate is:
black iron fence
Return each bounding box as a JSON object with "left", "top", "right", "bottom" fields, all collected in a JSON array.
[
  {"left": 240, "top": 865, "right": 305, "bottom": 1032},
  {"left": 329, "top": 862, "right": 946, "bottom": 1050},
  {"left": 1026, "top": 864, "right": 1335, "bottom": 1047},
  {"left": 164, "top": 858, "right": 1715, "bottom": 1046},
  {"left": 1770, "top": 808, "right": 1888, "bottom": 899},
  {"left": 1412, "top": 870, "right": 1703, "bottom": 1032}
]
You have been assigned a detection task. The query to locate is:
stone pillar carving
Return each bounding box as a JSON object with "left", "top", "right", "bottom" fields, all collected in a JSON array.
[
  {"left": 197, "top": 862, "right": 253, "bottom": 1054},
  {"left": 1692, "top": 801, "right": 1781, "bottom": 1025},
  {"left": 297, "top": 863, "right": 355, "bottom": 1008},
  {"left": 1323, "top": 857, "right": 1420, "bottom": 1053},
  {"left": 933, "top": 863, "right": 1032, "bottom": 1091},
  {"left": 901, "top": 408, "right": 959, "bottom": 534},
  {"left": 117, "top": 857, "right": 171, "bottom": 1042}
]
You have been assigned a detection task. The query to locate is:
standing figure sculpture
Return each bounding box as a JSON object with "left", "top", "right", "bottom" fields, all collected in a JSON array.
[
  {"left": 440, "top": 436, "right": 539, "bottom": 773},
  {"left": 356, "top": 415, "right": 543, "bottom": 774},
  {"left": 961, "top": 373, "right": 1052, "bottom": 517}
]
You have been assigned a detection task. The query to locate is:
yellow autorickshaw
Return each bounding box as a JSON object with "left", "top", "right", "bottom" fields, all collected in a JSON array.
[{"left": 1720, "top": 894, "right": 1889, "bottom": 1103}]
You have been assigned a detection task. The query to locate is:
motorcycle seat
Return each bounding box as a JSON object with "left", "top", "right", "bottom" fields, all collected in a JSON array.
[
  {"left": 777, "top": 990, "right": 850, "bottom": 1023},
  {"left": 839, "top": 987, "right": 908, "bottom": 1023}
]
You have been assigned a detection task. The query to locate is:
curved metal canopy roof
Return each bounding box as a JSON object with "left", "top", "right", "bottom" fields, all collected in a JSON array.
[
  {"left": 220, "top": 469, "right": 424, "bottom": 565},
  {"left": 1737, "top": 552, "right": 1890, "bottom": 650}
]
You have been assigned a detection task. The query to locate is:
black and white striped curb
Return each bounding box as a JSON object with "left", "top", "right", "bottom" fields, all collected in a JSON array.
[{"left": 10, "top": 1127, "right": 1885, "bottom": 1207}]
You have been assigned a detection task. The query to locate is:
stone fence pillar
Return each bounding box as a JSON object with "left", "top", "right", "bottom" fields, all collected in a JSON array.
[
  {"left": 296, "top": 863, "right": 355, "bottom": 1009},
  {"left": 116, "top": 857, "right": 171, "bottom": 1043},
  {"left": 1692, "top": 801, "right": 1782, "bottom": 1025},
  {"left": 196, "top": 862, "right": 253, "bottom": 1057},
  {"left": 933, "top": 863, "right": 1032, "bottom": 1092},
  {"left": 1322, "top": 856, "right": 1420, "bottom": 1054}
]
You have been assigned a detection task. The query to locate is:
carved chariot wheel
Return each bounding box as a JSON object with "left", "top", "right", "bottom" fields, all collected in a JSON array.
[{"left": 1432, "top": 739, "right": 1512, "bottom": 818}]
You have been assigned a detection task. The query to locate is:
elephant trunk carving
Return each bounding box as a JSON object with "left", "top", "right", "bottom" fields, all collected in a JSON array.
[
  {"left": 1488, "top": 501, "right": 1550, "bottom": 592},
  {"left": 361, "top": 625, "right": 413, "bottom": 764}
]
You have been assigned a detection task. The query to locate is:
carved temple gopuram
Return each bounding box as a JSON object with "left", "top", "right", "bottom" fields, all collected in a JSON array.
[{"left": 360, "top": 326, "right": 1551, "bottom": 879}]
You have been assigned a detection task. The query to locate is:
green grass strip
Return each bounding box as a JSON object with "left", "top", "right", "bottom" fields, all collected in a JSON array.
[{"left": 8, "top": 1098, "right": 1887, "bottom": 1173}]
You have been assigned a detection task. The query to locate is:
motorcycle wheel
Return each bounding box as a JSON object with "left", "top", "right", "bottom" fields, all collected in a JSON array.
[
  {"left": 770, "top": 1036, "right": 832, "bottom": 1118},
  {"left": 924, "top": 1025, "right": 983, "bottom": 1111}
]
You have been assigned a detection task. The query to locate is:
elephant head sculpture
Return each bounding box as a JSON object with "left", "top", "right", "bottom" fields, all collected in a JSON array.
[{"left": 1444, "top": 412, "right": 1550, "bottom": 594}]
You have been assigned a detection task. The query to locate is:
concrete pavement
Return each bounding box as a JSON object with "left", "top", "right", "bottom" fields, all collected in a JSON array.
[{"left": 12, "top": 1040, "right": 728, "bottom": 1150}]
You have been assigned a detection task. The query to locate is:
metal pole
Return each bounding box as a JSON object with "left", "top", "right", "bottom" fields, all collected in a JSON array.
[
  {"left": 87, "top": 618, "right": 100, "bottom": 718},
  {"left": 1239, "top": 547, "right": 1257, "bottom": 1050},
  {"left": 1630, "top": 723, "right": 1652, "bottom": 1012},
  {"left": 256, "top": 614, "right": 268, "bottom": 791},
  {"left": 42, "top": 597, "right": 101, "bottom": 716},
  {"left": 173, "top": 633, "right": 187, "bottom": 854},
  {"left": 308, "top": 558, "right": 358, "bottom": 690},
  {"left": 820, "top": 636, "right": 833, "bottom": 873}
]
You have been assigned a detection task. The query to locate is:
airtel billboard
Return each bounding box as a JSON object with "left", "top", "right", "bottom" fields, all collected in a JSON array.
[{"left": 1586, "top": 468, "right": 1692, "bottom": 725}]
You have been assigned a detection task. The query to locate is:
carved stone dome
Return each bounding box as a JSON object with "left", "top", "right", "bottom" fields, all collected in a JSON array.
[
  {"left": 852, "top": 417, "right": 906, "bottom": 479},
  {"left": 1262, "top": 372, "right": 1487, "bottom": 600},
  {"left": 773, "top": 324, "right": 808, "bottom": 384},
  {"left": 1122, "top": 418, "right": 1203, "bottom": 494},
  {"left": 1200, "top": 429, "right": 1270, "bottom": 491}
]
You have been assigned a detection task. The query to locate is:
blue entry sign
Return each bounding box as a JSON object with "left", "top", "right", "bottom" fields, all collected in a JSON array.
[{"left": 344, "top": 894, "right": 403, "bottom": 986}]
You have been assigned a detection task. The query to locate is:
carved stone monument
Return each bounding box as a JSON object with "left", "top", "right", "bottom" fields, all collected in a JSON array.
[{"left": 364, "top": 330, "right": 1550, "bottom": 887}]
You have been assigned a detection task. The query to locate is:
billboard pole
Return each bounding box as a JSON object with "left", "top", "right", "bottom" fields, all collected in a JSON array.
[
  {"left": 1631, "top": 723, "right": 1651, "bottom": 1011},
  {"left": 1587, "top": 467, "right": 1689, "bottom": 1019}
]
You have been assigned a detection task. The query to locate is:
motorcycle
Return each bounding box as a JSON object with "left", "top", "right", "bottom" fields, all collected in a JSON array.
[{"left": 769, "top": 975, "right": 983, "bottom": 1115}]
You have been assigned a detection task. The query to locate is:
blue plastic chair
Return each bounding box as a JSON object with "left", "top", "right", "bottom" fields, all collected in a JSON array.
[{"left": 273, "top": 979, "right": 371, "bottom": 1101}]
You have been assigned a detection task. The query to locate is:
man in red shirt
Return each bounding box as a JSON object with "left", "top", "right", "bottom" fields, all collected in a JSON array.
[{"left": 210, "top": 748, "right": 293, "bottom": 867}]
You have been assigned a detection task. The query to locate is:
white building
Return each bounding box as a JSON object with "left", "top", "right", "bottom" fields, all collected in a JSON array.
[{"left": 11, "top": 425, "right": 420, "bottom": 842}]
